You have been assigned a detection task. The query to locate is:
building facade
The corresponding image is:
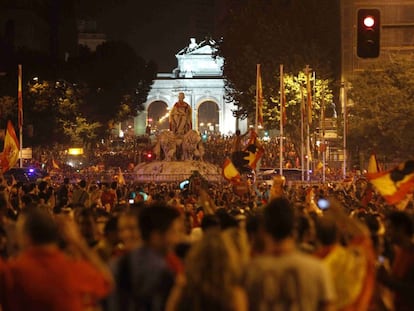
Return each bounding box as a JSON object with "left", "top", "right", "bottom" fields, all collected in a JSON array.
[{"left": 135, "top": 38, "right": 244, "bottom": 136}]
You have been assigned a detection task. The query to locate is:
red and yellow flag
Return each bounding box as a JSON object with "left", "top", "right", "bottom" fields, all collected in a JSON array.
[
  {"left": 243, "top": 129, "right": 264, "bottom": 170},
  {"left": 367, "top": 153, "right": 380, "bottom": 174},
  {"left": 367, "top": 160, "right": 414, "bottom": 205},
  {"left": 222, "top": 157, "right": 241, "bottom": 184},
  {"left": 1, "top": 121, "right": 19, "bottom": 173},
  {"left": 18, "top": 64, "right": 23, "bottom": 129},
  {"left": 306, "top": 67, "right": 312, "bottom": 124},
  {"left": 256, "top": 64, "right": 263, "bottom": 127},
  {"left": 280, "top": 65, "right": 287, "bottom": 127}
]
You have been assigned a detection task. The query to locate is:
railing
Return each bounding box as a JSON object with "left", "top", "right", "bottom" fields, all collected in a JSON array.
[{"left": 135, "top": 173, "right": 224, "bottom": 183}]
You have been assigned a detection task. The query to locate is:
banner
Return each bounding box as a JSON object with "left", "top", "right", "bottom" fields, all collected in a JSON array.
[{"left": 1, "top": 121, "right": 19, "bottom": 173}]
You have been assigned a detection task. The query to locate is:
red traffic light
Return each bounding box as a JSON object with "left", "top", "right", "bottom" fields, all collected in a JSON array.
[
  {"left": 357, "top": 9, "right": 381, "bottom": 58},
  {"left": 363, "top": 16, "right": 375, "bottom": 28}
]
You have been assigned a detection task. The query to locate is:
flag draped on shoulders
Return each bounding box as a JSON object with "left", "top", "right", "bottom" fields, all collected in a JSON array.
[
  {"left": 367, "top": 160, "right": 414, "bottom": 205},
  {"left": 1, "top": 121, "right": 19, "bottom": 173}
]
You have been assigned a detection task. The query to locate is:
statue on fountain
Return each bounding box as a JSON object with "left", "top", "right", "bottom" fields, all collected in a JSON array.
[
  {"left": 169, "top": 92, "right": 192, "bottom": 135},
  {"left": 154, "top": 92, "right": 205, "bottom": 161}
]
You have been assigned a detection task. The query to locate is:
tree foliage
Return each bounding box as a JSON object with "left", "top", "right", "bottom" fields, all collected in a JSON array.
[
  {"left": 0, "top": 40, "right": 156, "bottom": 148},
  {"left": 67, "top": 41, "right": 157, "bottom": 126},
  {"left": 348, "top": 55, "right": 414, "bottom": 162},
  {"left": 218, "top": 0, "right": 340, "bottom": 124},
  {"left": 265, "top": 71, "right": 333, "bottom": 146}
]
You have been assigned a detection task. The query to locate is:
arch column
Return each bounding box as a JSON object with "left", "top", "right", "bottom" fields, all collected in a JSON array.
[{"left": 134, "top": 110, "right": 147, "bottom": 135}]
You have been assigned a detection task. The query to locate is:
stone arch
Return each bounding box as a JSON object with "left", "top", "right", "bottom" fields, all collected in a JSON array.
[
  {"left": 147, "top": 100, "right": 169, "bottom": 131},
  {"left": 197, "top": 100, "right": 220, "bottom": 134}
]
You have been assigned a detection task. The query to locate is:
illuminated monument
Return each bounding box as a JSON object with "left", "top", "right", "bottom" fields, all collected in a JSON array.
[{"left": 135, "top": 38, "right": 245, "bottom": 135}]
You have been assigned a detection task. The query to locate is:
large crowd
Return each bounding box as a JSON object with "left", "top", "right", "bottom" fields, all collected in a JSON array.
[{"left": 0, "top": 171, "right": 413, "bottom": 311}]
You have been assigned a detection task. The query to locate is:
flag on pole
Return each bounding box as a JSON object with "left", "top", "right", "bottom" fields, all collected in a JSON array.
[
  {"left": 280, "top": 65, "right": 287, "bottom": 127},
  {"left": 18, "top": 64, "right": 23, "bottom": 129},
  {"left": 367, "top": 153, "right": 380, "bottom": 174},
  {"left": 243, "top": 129, "right": 264, "bottom": 170},
  {"left": 300, "top": 86, "right": 306, "bottom": 124},
  {"left": 256, "top": 64, "right": 263, "bottom": 127},
  {"left": 367, "top": 160, "right": 414, "bottom": 205},
  {"left": 306, "top": 68, "right": 312, "bottom": 124},
  {"left": 222, "top": 157, "right": 241, "bottom": 184},
  {"left": 1, "top": 121, "right": 19, "bottom": 173}
]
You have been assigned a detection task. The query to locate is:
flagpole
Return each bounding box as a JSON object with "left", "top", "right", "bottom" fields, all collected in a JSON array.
[
  {"left": 305, "top": 65, "right": 312, "bottom": 182},
  {"left": 255, "top": 64, "right": 260, "bottom": 132},
  {"left": 18, "top": 64, "right": 23, "bottom": 168},
  {"left": 321, "top": 90, "right": 326, "bottom": 183},
  {"left": 300, "top": 85, "right": 305, "bottom": 182},
  {"left": 342, "top": 82, "right": 347, "bottom": 179},
  {"left": 279, "top": 64, "right": 284, "bottom": 176}
]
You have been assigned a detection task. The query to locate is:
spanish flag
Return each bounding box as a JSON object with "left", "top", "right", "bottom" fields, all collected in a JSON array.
[
  {"left": 222, "top": 157, "right": 241, "bottom": 184},
  {"left": 367, "top": 153, "right": 380, "bottom": 174},
  {"left": 1, "top": 121, "right": 19, "bottom": 173},
  {"left": 367, "top": 160, "right": 414, "bottom": 205},
  {"left": 280, "top": 64, "right": 287, "bottom": 127},
  {"left": 256, "top": 64, "right": 263, "bottom": 127},
  {"left": 243, "top": 129, "right": 264, "bottom": 170},
  {"left": 18, "top": 65, "right": 23, "bottom": 130},
  {"left": 306, "top": 67, "right": 313, "bottom": 124}
]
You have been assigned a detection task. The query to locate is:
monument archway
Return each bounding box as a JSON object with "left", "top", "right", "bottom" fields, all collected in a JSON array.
[
  {"left": 138, "top": 38, "right": 247, "bottom": 136},
  {"left": 147, "top": 101, "right": 169, "bottom": 131},
  {"left": 197, "top": 101, "right": 219, "bottom": 134}
]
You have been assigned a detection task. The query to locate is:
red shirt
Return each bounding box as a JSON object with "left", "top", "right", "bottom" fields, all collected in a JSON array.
[
  {"left": 0, "top": 246, "right": 111, "bottom": 311},
  {"left": 392, "top": 246, "right": 414, "bottom": 311}
]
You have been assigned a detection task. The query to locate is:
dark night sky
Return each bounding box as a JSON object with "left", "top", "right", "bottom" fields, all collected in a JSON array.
[{"left": 94, "top": 0, "right": 223, "bottom": 72}]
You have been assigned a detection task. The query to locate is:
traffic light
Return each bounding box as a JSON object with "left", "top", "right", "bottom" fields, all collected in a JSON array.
[
  {"left": 142, "top": 150, "right": 154, "bottom": 162},
  {"left": 146, "top": 152, "right": 153, "bottom": 160},
  {"left": 357, "top": 9, "right": 380, "bottom": 58}
]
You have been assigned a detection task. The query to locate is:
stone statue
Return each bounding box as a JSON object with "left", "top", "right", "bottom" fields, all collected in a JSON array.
[
  {"left": 152, "top": 92, "right": 206, "bottom": 162},
  {"left": 182, "top": 130, "right": 205, "bottom": 161},
  {"left": 153, "top": 131, "right": 177, "bottom": 161},
  {"left": 169, "top": 92, "right": 192, "bottom": 135}
]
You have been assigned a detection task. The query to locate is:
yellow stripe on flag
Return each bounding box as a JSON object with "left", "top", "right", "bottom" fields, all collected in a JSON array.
[
  {"left": 222, "top": 157, "right": 241, "bottom": 184},
  {"left": 367, "top": 160, "right": 414, "bottom": 204},
  {"left": 1, "top": 121, "right": 19, "bottom": 173}
]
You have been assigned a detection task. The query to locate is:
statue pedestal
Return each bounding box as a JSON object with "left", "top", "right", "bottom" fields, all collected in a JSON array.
[{"left": 133, "top": 160, "right": 222, "bottom": 183}]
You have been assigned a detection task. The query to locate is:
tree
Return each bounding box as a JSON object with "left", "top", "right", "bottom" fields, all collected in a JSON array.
[
  {"left": 347, "top": 55, "right": 414, "bottom": 162},
  {"left": 25, "top": 79, "right": 87, "bottom": 146},
  {"left": 218, "top": 0, "right": 340, "bottom": 126},
  {"left": 263, "top": 71, "right": 333, "bottom": 156},
  {"left": 70, "top": 40, "right": 156, "bottom": 127}
]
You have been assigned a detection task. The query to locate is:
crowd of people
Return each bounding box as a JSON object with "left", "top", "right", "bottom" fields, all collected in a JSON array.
[{"left": 0, "top": 171, "right": 412, "bottom": 311}]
